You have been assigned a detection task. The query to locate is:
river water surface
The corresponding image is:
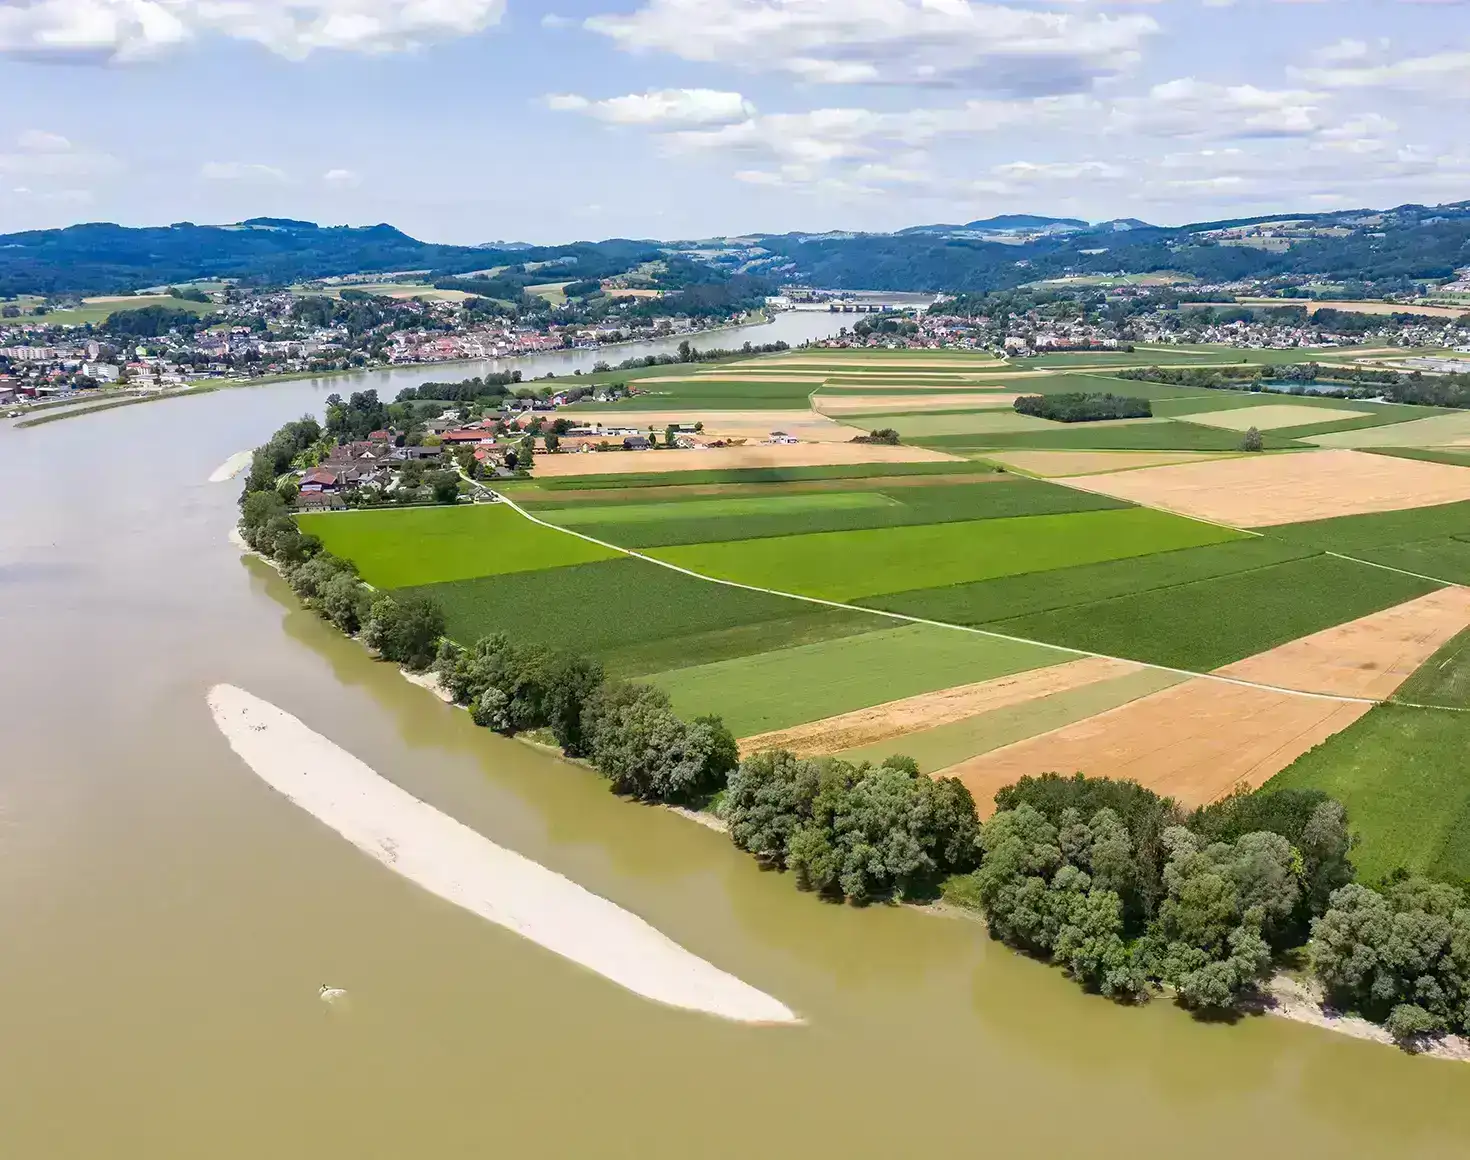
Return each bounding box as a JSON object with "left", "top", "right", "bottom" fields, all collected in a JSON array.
[{"left": 3, "top": 314, "right": 1470, "bottom": 1158}]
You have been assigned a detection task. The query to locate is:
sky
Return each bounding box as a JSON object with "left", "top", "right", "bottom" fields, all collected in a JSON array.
[{"left": 0, "top": 0, "right": 1466, "bottom": 243}]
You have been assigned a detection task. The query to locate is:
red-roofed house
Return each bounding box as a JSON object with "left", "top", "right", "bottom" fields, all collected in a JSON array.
[{"left": 300, "top": 467, "right": 339, "bottom": 493}]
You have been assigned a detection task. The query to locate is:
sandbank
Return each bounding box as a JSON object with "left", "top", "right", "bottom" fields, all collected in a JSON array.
[
  {"left": 209, "top": 450, "right": 253, "bottom": 483},
  {"left": 207, "top": 684, "right": 798, "bottom": 1025}
]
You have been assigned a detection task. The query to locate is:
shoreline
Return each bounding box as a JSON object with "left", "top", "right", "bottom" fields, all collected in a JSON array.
[
  {"left": 232, "top": 523, "right": 1460, "bottom": 1059},
  {"left": 207, "top": 683, "right": 799, "bottom": 1024},
  {"left": 8, "top": 313, "right": 777, "bottom": 429}
]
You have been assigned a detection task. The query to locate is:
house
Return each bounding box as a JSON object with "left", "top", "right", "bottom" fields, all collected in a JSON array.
[
  {"left": 299, "top": 467, "right": 340, "bottom": 493},
  {"left": 767, "top": 431, "right": 799, "bottom": 444},
  {"left": 297, "top": 491, "right": 345, "bottom": 511},
  {"left": 441, "top": 429, "right": 491, "bottom": 445},
  {"left": 474, "top": 445, "right": 509, "bottom": 468},
  {"left": 623, "top": 435, "right": 651, "bottom": 451},
  {"left": 392, "top": 445, "right": 443, "bottom": 461}
]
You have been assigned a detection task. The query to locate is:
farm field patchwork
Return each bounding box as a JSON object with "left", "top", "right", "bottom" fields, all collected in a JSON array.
[
  {"left": 940, "top": 678, "right": 1371, "bottom": 815},
  {"left": 979, "top": 449, "right": 1242, "bottom": 476},
  {"left": 836, "top": 667, "right": 1186, "bottom": 774},
  {"left": 296, "top": 504, "right": 618, "bottom": 588},
  {"left": 914, "top": 420, "right": 1286, "bottom": 452},
  {"left": 515, "top": 459, "right": 999, "bottom": 491},
  {"left": 647, "top": 623, "right": 1069, "bottom": 737},
  {"left": 848, "top": 410, "right": 1063, "bottom": 436},
  {"left": 534, "top": 478, "right": 1129, "bottom": 548},
  {"left": 987, "top": 553, "right": 1436, "bottom": 671},
  {"left": 1392, "top": 625, "right": 1470, "bottom": 709},
  {"left": 566, "top": 410, "right": 865, "bottom": 443},
  {"left": 737, "top": 654, "right": 1145, "bottom": 754},
  {"left": 561, "top": 379, "right": 818, "bottom": 409},
  {"left": 1067, "top": 448, "right": 1470, "bottom": 526},
  {"left": 813, "top": 392, "right": 1020, "bottom": 415},
  {"left": 650, "top": 507, "right": 1245, "bottom": 602},
  {"left": 532, "top": 442, "right": 962, "bottom": 477}
]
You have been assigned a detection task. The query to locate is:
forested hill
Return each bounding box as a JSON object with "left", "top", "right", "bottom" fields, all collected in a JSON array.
[
  {"left": 0, "top": 219, "right": 661, "bottom": 296},
  {"left": 730, "top": 200, "right": 1470, "bottom": 294},
  {"left": 5, "top": 198, "right": 1470, "bottom": 296}
]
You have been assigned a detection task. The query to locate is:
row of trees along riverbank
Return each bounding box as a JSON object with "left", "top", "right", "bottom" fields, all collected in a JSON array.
[
  {"left": 1117, "top": 362, "right": 1470, "bottom": 410},
  {"left": 239, "top": 415, "right": 1470, "bottom": 1052}
]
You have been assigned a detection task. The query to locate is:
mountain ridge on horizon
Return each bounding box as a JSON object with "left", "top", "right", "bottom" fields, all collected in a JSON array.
[{"left": 2, "top": 197, "right": 1467, "bottom": 298}]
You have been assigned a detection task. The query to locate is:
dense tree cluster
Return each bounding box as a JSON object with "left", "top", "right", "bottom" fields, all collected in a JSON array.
[
  {"left": 394, "top": 372, "right": 524, "bottom": 405},
  {"left": 1014, "top": 392, "right": 1152, "bottom": 422},
  {"left": 1312, "top": 877, "right": 1470, "bottom": 1043},
  {"left": 324, "top": 390, "right": 388, "bottom": 441},
  {"left": 242, "top": 414, "right": 322, "bottom": 496},
  {"left": 1119, "top": 362, "right": 1470, "bottom": 411},
  {"left": 724, "top": 750, "right": 981, "bottom": 903},
  {"left": 432, "top": 635, "right": 739, "bottom": 804},
  {"left": 603, "top": 339, "right": 790, "bottom": 371},
  {"left": 961, "top": 776, "right": 1355, "bottom": 1010},
  {"left": 102, "top": 303, "right": 213, "bottom": 338}
]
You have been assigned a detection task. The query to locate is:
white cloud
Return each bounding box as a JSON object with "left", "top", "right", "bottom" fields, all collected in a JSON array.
[
  {"left": 584, "top": 0, "right": 1159, "bottom": 94},
  {"left": 322, "top": 167, "right": 361, "bottom": 185},
  {"left": 201, "top": 160, "right": 289, "bottom": 181},
  {"left": 1111, "top": 78, "right": 1330, "bottom": 138},
  {"left": 993, "top": 159, "right": 1127, "bottom": 182},
  {"left": 546, "top": 88, "right": 755, "bottom": 127},
  {"left": 1294, "top": 50, "right": 1470, "bottom": 98},
  {"left": 0, "top": 0, "right": 507, "bottom": 62},
  {"left": 1311, "top": 38, "right": 1369, "bottom": 64},
  {"left": 0, "top": 129, "right": 117, "bottom": 178}
]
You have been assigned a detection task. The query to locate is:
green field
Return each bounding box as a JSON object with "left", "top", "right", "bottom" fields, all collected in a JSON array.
[
  {"left": 914, "top": 420, "right": 1298, "bottom": 452},
  {"left": 536, "top": 478, "right": 1128, "bottom": 548},
  {"left": 7, "top": 294, "right": 216, "bottom": 327},
  {"left": 1264, "top": 501, "right": 1470, "bottom": 580},
  {"left": 989, "top": 553, "right": 1436, "bottom": 670},
  {"left": 297, "top": 504, "right": 619, "bottom": 588},
  {"left": 1364, "top": 447, "right": 1470, "bottom": 469},
  {"left": 868, "top": 536, "right": 1316, "bottom": 624},
  {"left": 512, "top": 471, "right": 999, "bottom": 507},
  {"left": 397, "top": 555, "right": 876, "bottom": 663},
  {"left": 650, "top": 507, "right": 1245, "bottom": 602},
  {"left": 1265, "top": 704, "right": 1470, "bottom": 884},
  {"left": 648, "top": 623, "right": 1068, "bottom": 736},
  {"left": 1392, "top": 626, "right": 1470, "bottom": 709}
]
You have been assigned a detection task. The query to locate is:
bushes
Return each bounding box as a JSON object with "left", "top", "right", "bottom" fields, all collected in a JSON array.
[
  {"left": 724, "top": 751, "right": 980, "bottom": 903},
  {"left": 1014, "top": 392, "right": 1152, "bottom": 423}
]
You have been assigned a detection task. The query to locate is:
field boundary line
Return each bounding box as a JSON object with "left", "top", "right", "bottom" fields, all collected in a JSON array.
[
  {"left": 1324, "top": 550, "right": 1467, "bottom": 589},
  {"left": 493, "top": 495, "right": 1387, "bottom": 707}
]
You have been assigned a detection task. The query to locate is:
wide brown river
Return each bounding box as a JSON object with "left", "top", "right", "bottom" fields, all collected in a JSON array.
[{"left": 4, "top": 324, "right": 1470, "bottom": 1157}]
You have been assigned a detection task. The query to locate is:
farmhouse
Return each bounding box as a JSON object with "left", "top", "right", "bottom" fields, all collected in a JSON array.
[
  {"left": 623, "top": 435, "right": 652, "bottom": 450},
  {"left": 300, "top": 467, "right": 339, "bottom": 493}
]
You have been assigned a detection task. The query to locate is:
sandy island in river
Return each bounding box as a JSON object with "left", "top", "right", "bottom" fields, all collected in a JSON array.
[
  {"left": 206, "top": 684, "right": 798, "bottom": 1025},
  {"left": 209, "top": 451, "right": 253, "bottom": 483}
]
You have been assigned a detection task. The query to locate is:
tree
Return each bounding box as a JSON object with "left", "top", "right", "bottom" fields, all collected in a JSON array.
[
  {"left": 427, "top": 469, "right": 461, "bottom": 504},
  {"left": 1240, "top": 426, "right": 1264, "bottom": 452},
  {"left": 725, "top": 749, "right": 822, "bottom": 865},
  {"left": 363, "top": 593, "right": 445, "bottom": 670}
]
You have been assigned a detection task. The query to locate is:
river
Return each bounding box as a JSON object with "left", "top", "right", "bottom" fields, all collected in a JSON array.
[{"left": 2, "top": 311, "right": 1469, "bottom": 1157}]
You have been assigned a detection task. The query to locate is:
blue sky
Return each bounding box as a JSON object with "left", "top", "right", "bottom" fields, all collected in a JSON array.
[{"left": 0, "top": 0, "right": 1466, "bottom": 242}]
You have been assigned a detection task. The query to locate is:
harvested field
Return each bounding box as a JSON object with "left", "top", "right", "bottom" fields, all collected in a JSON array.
[
  {"left": 814, "top": 393, "right": 1020, "bottom": 414},
  {"left": 533, "top": 442, "right": 962, "bottom": 477},
  {"left": 937, "top": 679, "right": 1371, "bottom": 813},
  {"left": 653, "top": 508, "right": 1243, "bottom": 602},
  {"left": 1065, "top": 448, "right": 1470, "bottom": 526},
  {"left": 1308, "top": 411, "right": 1470, "bottom": 449},
  {"left": 1173, "top": 404, "right": 1373, "bottom": 431},
  {"left": 979, "top": 450, "right": 1239, "bottom": 476},
  {"left": 566, "top": 410, "right": 867, "bottom": 443},
  {"left": 737, "top": 655, "right": 1143, "bottom": 755},
  {"left": 1215, "top": 587, "right": 1470, "bottom": 699},
  {"left": 838, "top": 668, "right": 1185, "bottom": 773}
]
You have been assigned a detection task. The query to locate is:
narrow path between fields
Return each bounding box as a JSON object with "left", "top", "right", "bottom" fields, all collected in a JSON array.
[{"left": 492, "top": 493, "right": 1445, "bottom": 709}]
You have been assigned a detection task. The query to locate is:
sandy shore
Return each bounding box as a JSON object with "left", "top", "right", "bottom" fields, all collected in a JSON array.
[
  {"left": 207, "top": 684, "right": 798, "bottom": 1025},
  {"left": 1263, "top": 975, "right": 1470, "bottom": 1062},
  {"left": 209, "top": 450, "right": 253, "bottom": 483}
]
